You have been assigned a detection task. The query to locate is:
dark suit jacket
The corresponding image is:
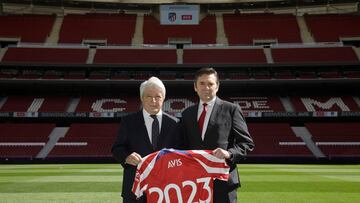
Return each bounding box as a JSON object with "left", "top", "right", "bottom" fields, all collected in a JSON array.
[
  {"left": 181, "top": 97, "right": 254, "bottom": 189},
  {"left": 112, "top": 110, "right": 182, "bottom": 200}
]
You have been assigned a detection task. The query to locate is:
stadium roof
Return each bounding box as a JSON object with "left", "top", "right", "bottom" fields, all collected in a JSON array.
[
  {"left": 1, "top": 0, "right": 359, "bottom": 13},
  {"left": 2, "top": 0, "right": 359, "bottom": 8}
]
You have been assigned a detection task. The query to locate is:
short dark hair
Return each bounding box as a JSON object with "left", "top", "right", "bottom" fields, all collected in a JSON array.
[{"left": 194, "top": 67, "right": 219, "bottom": 84}]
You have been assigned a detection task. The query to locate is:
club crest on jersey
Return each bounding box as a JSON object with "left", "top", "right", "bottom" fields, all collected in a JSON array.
[{"left": 168, "top": 158, "right": 182, "bottom": 168}]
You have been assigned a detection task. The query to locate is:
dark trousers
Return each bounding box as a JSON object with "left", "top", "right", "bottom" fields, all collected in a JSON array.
[
  {"left": 213, "top": 180, "right": 238, "bottom": 203},
  {"left": 122, "top": 195, "right": 146, "bottom": 203}
]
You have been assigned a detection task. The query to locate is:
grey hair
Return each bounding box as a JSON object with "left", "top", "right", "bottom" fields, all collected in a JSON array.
[{"left": 139, "top": 76, "right": 166, "bottom": 100}]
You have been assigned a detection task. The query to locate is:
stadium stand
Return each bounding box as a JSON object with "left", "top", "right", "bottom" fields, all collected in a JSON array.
[
  {"left": 252, "top": 69, "right": 272, "bottom": 79},
  {"left": 59, "top": 13, "right": 136, "bottom": 45},
  {"left": 2, "top": 95, "right": 359, "bottom": 115},
  {"left": 183, "top": 47, "right": 267, "bottom": 64},
  {"left": 110, "top": 71, "right": 131, "bottom": 80},
  {"left": 247, "top": 123, "right": 313, "bottom": 157},
  {"left": 271, "top": 46, "right": 359, "bottom": 63},
  {"left": 296, "top": 70, "right": 318, "bottom": 79},
  {"left": 0, "top": 2, "right": 359, "bottom": 163},
  {"left": 63, "top": 70, "right": 87, "bottom": 79},
  {"left": 0, "top": 96, "right": 70, "bottom": 112},
  {"left": 0, "top": 95, "right": 291, "bottom": 114},
  {"left": 48, "top": 123, "right": 119, "bottom": 157},
  {"left": 343, "top": 71, "right": 360, "bottom": 78},
  {"left": 305, "top": 14, "right": 360, "bottom": 42},
  {"left": 42, "top": 70, "right": 63, "bottom": 79},
  {"left": 93, "top": 47, "right": 177, "bottom": 64},
  {"left": 273, "top": 70, "right": 295, "bottom": 79},
  {"left": 16, "top": 69, "right": 42, "bottom": 79},
  {"left": 228, "top": 70, "right": 251, "bottom": 80},
  {"left": 0, "top": 96, "right": 40, "bottom": 112},
  {"left": 0, "top": 14, "right": 55, "bottom": 43},
  {"left": 0, "top": 123, "right": 55, "bottom": 158},
  {"left": 223, "top": 13, "right": 302, "bottom": 45},
  {"left": 305, "top": 123, "right": 360, "bottom": 157},
  {"left": 2, "top": 47, "right": 89, "bottom": 64},
  {"left": 88, "top": 70, "right": 110, "bottom": 80}
]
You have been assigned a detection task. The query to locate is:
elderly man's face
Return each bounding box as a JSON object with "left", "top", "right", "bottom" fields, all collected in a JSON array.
[{"left": 142, "top": 86, "right": 164, "bottom": 115}]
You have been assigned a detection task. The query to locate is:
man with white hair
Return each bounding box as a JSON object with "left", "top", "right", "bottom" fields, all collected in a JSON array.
[{"left": 112, "top": 76, "right": 183, "bottom": 203}]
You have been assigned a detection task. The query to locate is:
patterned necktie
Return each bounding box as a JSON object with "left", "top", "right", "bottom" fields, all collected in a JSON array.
[
  {"left": 150, "top": 115, "right": 159, "bottom": 148},
  {"left": 198, "top": 103, "right": 208, "bottom": 136}
]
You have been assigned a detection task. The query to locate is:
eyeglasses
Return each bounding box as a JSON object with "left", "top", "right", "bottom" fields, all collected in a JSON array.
[{"left": 144, "top": 95, "right": 163, "bottom": 101}]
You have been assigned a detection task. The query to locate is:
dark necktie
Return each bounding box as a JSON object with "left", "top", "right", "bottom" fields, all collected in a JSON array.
[
  {"left": 150, "top": 115, "right": 159, "bottom": 148},
  {"left": 198, "top": 103, "right": 208, "bottom": 136}
]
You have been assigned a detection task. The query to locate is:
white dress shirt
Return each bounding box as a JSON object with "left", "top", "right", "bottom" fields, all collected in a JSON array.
[
  {"left": 197, "top": 97, "right": 216, "bottom": 140},
  {"left": 143, "top": 109, "right": 163, "bottom": 143}
]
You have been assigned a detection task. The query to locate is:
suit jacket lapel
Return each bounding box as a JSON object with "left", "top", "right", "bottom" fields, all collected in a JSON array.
[{"left": 158, "top": 114, "right": 169, "bottom": 145}]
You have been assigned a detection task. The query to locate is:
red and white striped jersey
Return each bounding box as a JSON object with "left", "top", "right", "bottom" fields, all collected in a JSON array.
[{"left": 132, "top": 149, "right": 230, "bottom": 203}]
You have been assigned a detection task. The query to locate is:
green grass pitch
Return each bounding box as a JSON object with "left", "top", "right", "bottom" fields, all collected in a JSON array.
[{"left": 0, "top": 164, "right": 359, "bottom": 202}]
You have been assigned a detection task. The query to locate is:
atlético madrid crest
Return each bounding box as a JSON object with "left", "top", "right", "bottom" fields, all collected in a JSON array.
[{"left": 168, "top": 12, "right": 176, "bottom": 22}]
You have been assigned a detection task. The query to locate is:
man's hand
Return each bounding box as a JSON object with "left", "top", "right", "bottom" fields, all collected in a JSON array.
[
  {"left": 125, "top": 152, "right": 142, "bottom": 166},
  {"left": 212, "top": 148, "right": 231, "bottom": 159}
]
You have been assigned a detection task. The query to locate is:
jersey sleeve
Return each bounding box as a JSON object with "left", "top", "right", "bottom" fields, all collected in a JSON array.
[
  {"left": 132, "top": 151, "right": 158, "bottom": 198},
  {"left": 189, "top": 150, "right": 230, "bottom": 181}
]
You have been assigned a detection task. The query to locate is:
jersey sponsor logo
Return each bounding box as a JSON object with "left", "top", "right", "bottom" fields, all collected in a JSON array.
[{"left": 168, "top": 158, "right": 182, "bottom": 168}]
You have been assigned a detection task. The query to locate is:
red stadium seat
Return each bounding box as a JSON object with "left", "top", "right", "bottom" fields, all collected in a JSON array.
[
  {"left": 247, "top": 123, "right": 312, "bottom": 157},
  {"left": 271, "top": 47, "right": 359, "bottom": 63},
  {"left": 0, "top": 123, "right": 55, "bottom": 158},
  {"left": 305, "top": 123, "right": 360, "bottom": 157},
  {"left": 59, "top": 13, "right": 136, "bottom": 45},
  {"left": 183, "top": 48, "right": 266, "bottom": 64},
  {"left": 0, "top": 96, "right": 70, "bottom": 112},
  {"left": 2, "top": 47, "right": 89, "bottom": 64},
  {"left": 48, "top": 123, "right": 119, "bottom": 157},
  {"left": 93, "top": 48, "right": 177, "bottom": 64},
  {"left": 0, "top": 14, "right": 55, "bottom": 42},
  {"left": 305, "top": 14, "right": 360, "bottom": 42},
  {"left": 223, "top": 13, "right": 302, "bottom": 45}
]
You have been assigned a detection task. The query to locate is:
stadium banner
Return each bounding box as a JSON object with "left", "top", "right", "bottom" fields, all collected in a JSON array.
[
  {"left": 339, "top": 111, "right": 360, "bottom": 117},
  {"left": 160, "top": 4, "right": 199, "bottom": 25},
  {"left": 0, "top": 112, "right": 11, "bottom": 118},
  {"left": 13, "top": 112, "right": 38, "bottom": 118},
  {"left": 261, "top": 112, "right": 312, "bottom": 117},
  {"left": 89, "top": 112, "right": 114, "bottom": 118},
  {"left": 312, "top": 111, "right": 338, "bottom": 117},
  {"left": 244, "top": 111, "right": 262, "bottom": 117},
  {"left": 39, "top": 112, "right": 88, "bottom": 118}
]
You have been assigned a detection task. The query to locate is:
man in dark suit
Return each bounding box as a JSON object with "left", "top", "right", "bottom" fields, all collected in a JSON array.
[
  {"left": 112, "top": 76, "right": 182, "bottom": 203},
  {"left": 181, "top": 67, "right": 254, "bottom": 203}
]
